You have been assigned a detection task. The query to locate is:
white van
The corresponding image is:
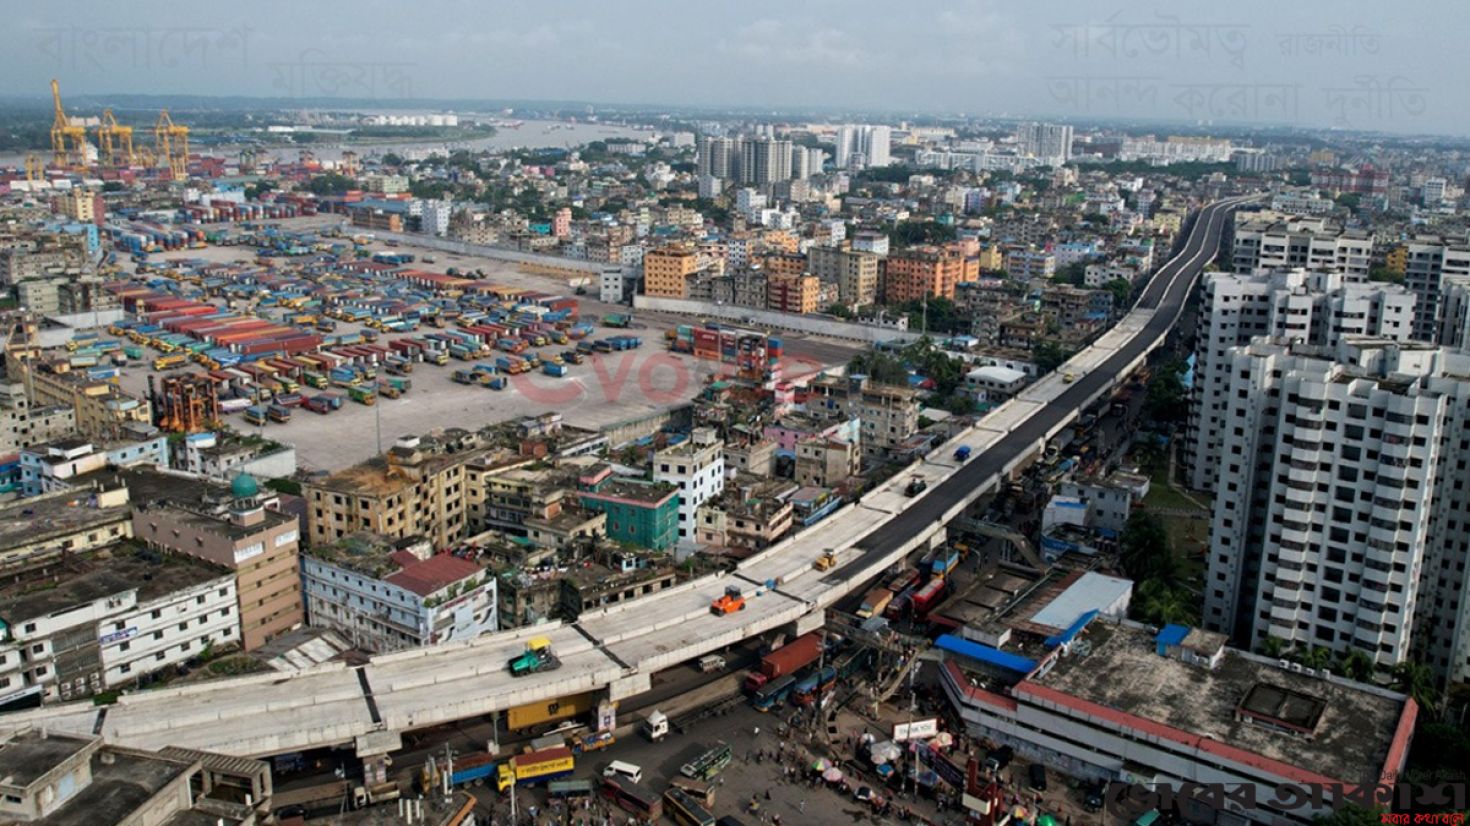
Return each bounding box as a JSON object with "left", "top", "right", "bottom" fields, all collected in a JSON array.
[{"left": 603, "top": 761, "right": 643, "bottom": 784}]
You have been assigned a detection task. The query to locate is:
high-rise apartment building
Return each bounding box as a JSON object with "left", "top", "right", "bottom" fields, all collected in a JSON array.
[
  {"left": 835, "top": 125, "right": 892, "bottom": 170},
  {"left": 1017, "top": 122, "right": 1073, "bottom": 165},
  {"left": 1203, "top": 340, "right": 1470, "bottom": 680},
  {"left": 739, "top": 138, "right": 792, "bottom": 186},
  {"left": 1187, "top": 269, "right": 1417, "bottom": 492},
  {"left": 652, "top": 428, "right": 725, "bottom": 547},
  {"left": 696, "top": 135, "right": 737, "bottom": 180},
  {"left": 1399, "top": 234, "right": 1470, "bottom": 342},
  {"left": 1230, "top": 214, "right": 1374, "bottom": 281}
]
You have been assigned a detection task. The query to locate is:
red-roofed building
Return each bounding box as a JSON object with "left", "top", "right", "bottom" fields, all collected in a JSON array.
[{"left": 302, "top": 534, "right": 497, "bottom": 653}]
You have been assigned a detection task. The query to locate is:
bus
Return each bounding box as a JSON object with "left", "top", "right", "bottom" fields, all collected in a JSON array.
[
  {"left": 668, "top": 776, "right": 715, "bottom": 808},
  {"left": 886, "top": 567, "right": 921, "bottom": 595},
  {"left": 911, "top": 578, "right": 947, "bottom": 618},
  {"left": 792, "top": 666, "right": 836, "bottom": 707},
  {"left": 602, "top": 776, "right": 662, "bottom": 820},
  {"left": 664, "top": 786, "right": 716, "bottom": 826},
  {"left": 679, "top": 742, "right": 731, "bottom": 781},
  {"left": 751, "top": 674, "right": 796, "bottom": 712},
  {"left": 547, "top": 779, "right": 595, "bottom": 800}
]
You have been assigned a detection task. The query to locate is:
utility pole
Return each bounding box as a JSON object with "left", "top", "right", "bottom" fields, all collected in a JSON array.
[{"left": 441, "top": 743, "right": 453, "bottom": 799}]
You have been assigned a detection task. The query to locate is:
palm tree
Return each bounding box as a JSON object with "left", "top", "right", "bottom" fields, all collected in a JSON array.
[
  {"left": 1337, "top": 649, "right": 1374, "bottom": 682},
  {"left": 1303, "top": 646, "right": 1334, "bottom": 673},
  {"left": 1391, "top": 660, "right": 1440, "bottom": 715},
  {"left": 1260, "top": 635, "right": 1287, "bottom": 659}
]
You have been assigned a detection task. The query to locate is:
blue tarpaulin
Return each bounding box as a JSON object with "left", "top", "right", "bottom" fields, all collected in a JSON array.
[
  {"left": 1045, "top": 609, "right": 1099, "bottom": 648},
  {"left": 1155, "top": 624, "right": 1190, "bottom": 655},
  {"left": 936, "top": 635, "right": 1037, "bottom": 673}
]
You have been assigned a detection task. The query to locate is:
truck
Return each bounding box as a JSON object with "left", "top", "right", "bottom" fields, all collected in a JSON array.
[
  {"left": 494, "top": 747, "right": 573, "bottom": 792},
  {"left": 679, "top": 742, "right": 732, "bottom": 782},
  {"left": 267, "top": 403, "right": 292, "bottom": 423},
  {"left": 542, "top": 362, "right": 567, "bottom": 378},
  {"left": 572, "top": 732, "right": 615, "bottom": 755},
  {"left": 743, "top": 632, "right": 823, "bottom": 693},
  {"left": 855, "top": 587, "right": 894, "bottom": 620},
  {"left": 487, "top": 376, "right": 507, "bottom": 390},
  {"left": 508, "top": 636, "right": 561, "bottom": 677},
  {"left": 152, "top": 354, "right": 187, "bottom": 371},
  {"left": 710, "top": 585, "right": 745, "bottom": 616},
  {"left": 243, "top": 405, "right": 268, "bottom": 426},
  {"left": 644, "top": 710, "right": 669, "bottom": 742},
  {"left": 422, "top": 750, "right": 498, "bottom": 791},
  {"left": 697, "top": 654, "right": 726, "bottom": 673},
  {"left": 303, "top": 395, "right": 334, "bottom": 414},
  {"left": 347, "top": 385, "right": 377, "bottom": 406},
  {"left": 954, "top": 445, "right": 972, "bottom": 462},
  {"left": 603, "top": 313, "right": 632, "bottom": 328}
]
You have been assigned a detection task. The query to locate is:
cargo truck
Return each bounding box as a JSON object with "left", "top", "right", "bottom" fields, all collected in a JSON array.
[
  {"left": 855, "top": 588, "right": 894, "bottom": 620},
  {"left": 603, "top": 313, "right": 631, "bottom": 328},
  {"left": 267, "top": 404, "right": 292, "bottom": 423},
  {"left": 543, "top": 363, "right": 567, "bottom": 377},
  {"left": 495, "top": 747, "right": 574, "bottom": 792},
  {"left": 742, "top": 632, "right": 822, "bottom": 693},
  {"left": 244, "top": 406, "right": 268, "bottom": 426},
  {"left": 347, "top": 385, "right": 377, "bottom": 405}
]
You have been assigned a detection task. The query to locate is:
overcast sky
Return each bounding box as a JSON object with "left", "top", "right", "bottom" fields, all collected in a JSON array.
[{"left": 13, "top": 0, "right": 1468, "bottom": 135}]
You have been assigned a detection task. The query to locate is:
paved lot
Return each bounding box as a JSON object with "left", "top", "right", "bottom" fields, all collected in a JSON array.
[{"left": 121, "top": 238, "right": 859, "bottom": 472}]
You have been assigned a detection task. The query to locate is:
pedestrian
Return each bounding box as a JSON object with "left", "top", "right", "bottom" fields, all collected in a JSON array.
[
  {"left": 799, "top": 800, "right": 806, "bottom": 813},
  {"left": 754, "top": 726, "right": 760, "bottom": 737}
]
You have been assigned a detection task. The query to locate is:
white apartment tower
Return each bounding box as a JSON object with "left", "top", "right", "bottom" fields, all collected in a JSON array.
[
  {"left": 1230, "top": 214, "right": 1374, "bottom": 281},
  {"left": 1201, "top": 339, "right": 1470, "bottom": 676},
  {"left": 1017, "top": 122, "right": 1073, "bottom": 165},
  {"left": 653, "top": 427, "right": 726, "bottom": 547},
  {"left": 835, "top": 125, "right": 892, "bottom": 170},
  {"left": 1400, "top": 234, "right": 1470, "bottom": 342},
  {"left": 1187, "top": 269, "right": 1417, "bottom": 492}
]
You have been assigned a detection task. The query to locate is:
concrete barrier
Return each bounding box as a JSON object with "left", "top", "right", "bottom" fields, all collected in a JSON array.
[
  {"left": 632, "top": 295, "right": 921, "bottom": 344},
  {"left": 367, "top": 228, "right": 609, "bottom": 276}
]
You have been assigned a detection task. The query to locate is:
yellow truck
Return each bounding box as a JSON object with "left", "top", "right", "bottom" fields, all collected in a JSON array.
[
  {"left": 152, "top": 354, "right": 187, "bottom": 371},
  {"left": 495, "top": 747, "right": 574, "bottom": 792}
]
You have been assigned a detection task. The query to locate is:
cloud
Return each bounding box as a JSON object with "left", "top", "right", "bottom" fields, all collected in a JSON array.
[{"left": 720, "top": 19, "right": 863, "bottom": 68}]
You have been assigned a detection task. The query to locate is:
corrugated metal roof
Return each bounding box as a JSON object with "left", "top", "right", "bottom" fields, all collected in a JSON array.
[{"left": 936, "top": 635, "right": 1037, "bottom": 673}]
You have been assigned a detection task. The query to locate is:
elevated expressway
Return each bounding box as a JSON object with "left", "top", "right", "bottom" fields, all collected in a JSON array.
[{"left": 0, "top": 196, "right": 1255, "bottom": 759}]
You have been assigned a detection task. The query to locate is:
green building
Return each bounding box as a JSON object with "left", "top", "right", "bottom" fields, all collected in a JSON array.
[{"left": 578, "top": 469, "right": 679, "bottom": 551}]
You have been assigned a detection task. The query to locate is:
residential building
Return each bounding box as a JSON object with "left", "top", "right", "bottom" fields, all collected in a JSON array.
[
  {"left": 130, "top": 473, "right": 303, "bottom": 652},
  {"left": 964, "top": 365, "right": 1028, "bottom": 405},
  {"left": 0, "top": 485, "right": 133, "bottom": 577},
  {"left": 420, "top": 198, "right": 453, "bottom": 236},
  {"left": 0, "top": 543, "right": 238, "bottom": 704},
  {"left": 767, "top": 272, "right": 820, "bottom": 314},
  {"left": 739, "top": 138, "right": 793, "bottom": 186},
  {"left": 1004, "top": 247, "right": 1057, "bottom": 280},
  {"left": 0, "top": 381, "right": 74, "bottom": 454},
  {"left": 794, "top": 435, "right": 860, "bottom": 487},
  {"left": 1016, "top": 122, "right": 1073, "bottom": 165},
  {"left": 560, "top": 558, "right": 678, "bottom": 618},
  {"left": 4, "top": 347, "right": 151, "bottom": 440},
  {"left": 1186, "top": 269, "right": 1416, "bottom": 492},
  {"left": 808, "top": 245, "right": 879, "bottom": 307},
  {"left": 1200, "top": 339, "right": 1469, "bottom": 675},
  {"left": 652, "top": 428, "right": 725, "bottom": 547},
  {"left": 1399, "top": 234, "right": 1470, "bottom": 342},
  {"left": 304, "top": 435, "right": 471, "bottom": 549},
  {"left": 836, "top": 124, "right": 891, "bottom": 169},
  {"left": 695, "top": 480, "right": 796, "bottom": 551},
  {"left": 19, "top": 432, "right": 169, "bottom": 496},
  {"left": 0, "top": 731, "right": 271, "bottom": 824},
  {"left": 884, "top": 246, "right": 963, "bottom": 303},
  {"left": 578, "top": 469, "right": 679, "bottom": 551},
  {"left": 1058, "top": 471, "right": 1150, "bottom": 535},
  {"left": 643, "top": 244, "right": 701, "bottom": 299},
  {"left": 1230, "top": 214, "right": 1373, "bottom": 281},
  {"left": 301, "top": 533, "right": 495, "bottom": 653}
]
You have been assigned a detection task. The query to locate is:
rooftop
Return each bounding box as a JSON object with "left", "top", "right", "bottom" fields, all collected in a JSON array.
[
  {"left": 0, "top": 489, "right": 132, "bottom": 552},
  {"left": 1030, "top": 621, "right": 1408, "bottom": 785},
  {"left": 384, "top": 553, "right": 485, "bottom": 597},
  {"left": 1, "top": 544, "right": 229, "bottom": 623},
  {"left": 0, "top": 730, "right": 94, "bottom": 789},
  {"left": 36, "top": 743, "right": 194, "bottom": 826}
]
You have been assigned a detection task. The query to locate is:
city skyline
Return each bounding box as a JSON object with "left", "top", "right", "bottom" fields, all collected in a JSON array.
[{"left": 8, "top": 0, "right": 1469, "bottom": 136}]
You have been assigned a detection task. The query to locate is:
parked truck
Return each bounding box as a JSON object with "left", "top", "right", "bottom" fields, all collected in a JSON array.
[
  {"left": 243, "top": 405, "right": 268, "bottom": 426},
  {"left": 743, "top": 632, "right": 823, "bottom": 693},
  {"left": 266, "top": 403, "right": 292, "bottom": 423},
  {"left": 495, "top": 747, "right": 574, "bottom": 792},
  {"left": 855, "top": 587, "right": 894, "bottom": 620}
]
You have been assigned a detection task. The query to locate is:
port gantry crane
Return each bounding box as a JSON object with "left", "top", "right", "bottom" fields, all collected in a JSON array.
[
  {"left": 154, "top": 109, "right": 190, "bottom": 179},
  {"left": 96, "top": 109, "right": 135, "bottom": 168},
  {"left": 49, "top": 79, "right": 88, "bottom": 170}
]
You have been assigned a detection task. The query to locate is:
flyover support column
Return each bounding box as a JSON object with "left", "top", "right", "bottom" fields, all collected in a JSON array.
[
  {"left": 609, "top": 672, "right": 651, "bottom": 701},
  {"left": 354, "top": 730, "right": 402, "bottom": 786}
]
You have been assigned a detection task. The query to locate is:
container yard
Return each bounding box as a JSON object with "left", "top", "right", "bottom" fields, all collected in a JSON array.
[{"left": 93, "top": 225, "right": 857, "bottom": 471}]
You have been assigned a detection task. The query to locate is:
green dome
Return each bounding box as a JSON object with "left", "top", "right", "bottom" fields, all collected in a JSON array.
[{"left": 230, "top": 472, "right": 260, "bottom": 499}]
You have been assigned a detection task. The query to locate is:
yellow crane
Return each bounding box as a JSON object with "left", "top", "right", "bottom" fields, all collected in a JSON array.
[
  {"left": 24, "top": 154, "right": 44, "bottom": 185},
  {"left": 153, "top": 109, "right": 189, "bottom": 179},
  {"left": 96, "top": 109, "right": 135, "bottom": 167},
  {"left": 49, "top": 79, "right": 88, "bottom": 169}
]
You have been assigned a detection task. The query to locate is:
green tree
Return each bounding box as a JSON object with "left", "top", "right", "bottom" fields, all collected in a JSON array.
[
  {"left": 1392, "top": 660, "right": 1441, "bottom": 714},
  {"left": 1261, "top": 635, "right": 1288, "bottom": 659},
  {"left": 1369, "top": 266, "right": 1404, "bottom": 284},
  {"left": 381, "top": 152, "right": 404, "bottom": 166},
  {"left": 1133, "top": 579, "right": 1199, "bottom": 626},
  {"left": 1105, "top": 277, "right": 1133, "bottom": 307},
  {"left": 1120, "top": 512, "right": 1178, "bottom": 584},
  {"left": 304, "top": 173, "right": 355, "bottom": 196},
  {"left": 1033, "top": 341, "right": 1072, "bottom": 374},
  {"left": 826, "top": 303, "right": 854, "bottom": 320},
  {"left": 1144, "top": 358, "right": 1190, "bottom": 425},
  {"left": 244, "top": 180, "right": 276, "bottom": 200},
  {"left": 1052, "top": 262, "right": 1087, "bottom": 287},
  {"left": 1302, "top": 646, "right": 1334, "bottom": 673},
  {"left": 1338, "top": 649, "right": 1374, "bottom": 682},
  {"left": 887, "top": 220, "right": 956, "bottom": 249}
]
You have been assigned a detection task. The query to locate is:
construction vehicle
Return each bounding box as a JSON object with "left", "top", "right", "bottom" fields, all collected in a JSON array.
[
  {"left": 644, "top": 710, "right": 669, "bottom": 742},
  {"left": 508, "top": 636, "right": 561, "bottom": 677},
  {"left": 710, "top": 585, "right": 746, "bottom": 615},
  {"left": 813, "top": 549, "right": 837, "bottom": 572},
  {"left": 1062, "top": 371, "right": 1077, "bottom": 383},
  {"left": 49, "top": 79, "right": 87, "bottom": 170}
]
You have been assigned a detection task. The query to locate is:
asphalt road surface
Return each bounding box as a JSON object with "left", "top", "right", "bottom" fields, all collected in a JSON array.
[{"left": 847, "top": 196, "right": 1247, "bottom": 568}]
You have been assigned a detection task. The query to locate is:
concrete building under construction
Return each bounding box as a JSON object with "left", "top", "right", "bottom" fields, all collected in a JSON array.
[{"left": 153, "top": 373, "right": 219, "bottom": 433}]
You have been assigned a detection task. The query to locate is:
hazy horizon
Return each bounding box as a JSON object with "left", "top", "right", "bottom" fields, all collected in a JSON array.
[{"left": 12, "top": 0, "right": 1467, "bottom": 136}]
